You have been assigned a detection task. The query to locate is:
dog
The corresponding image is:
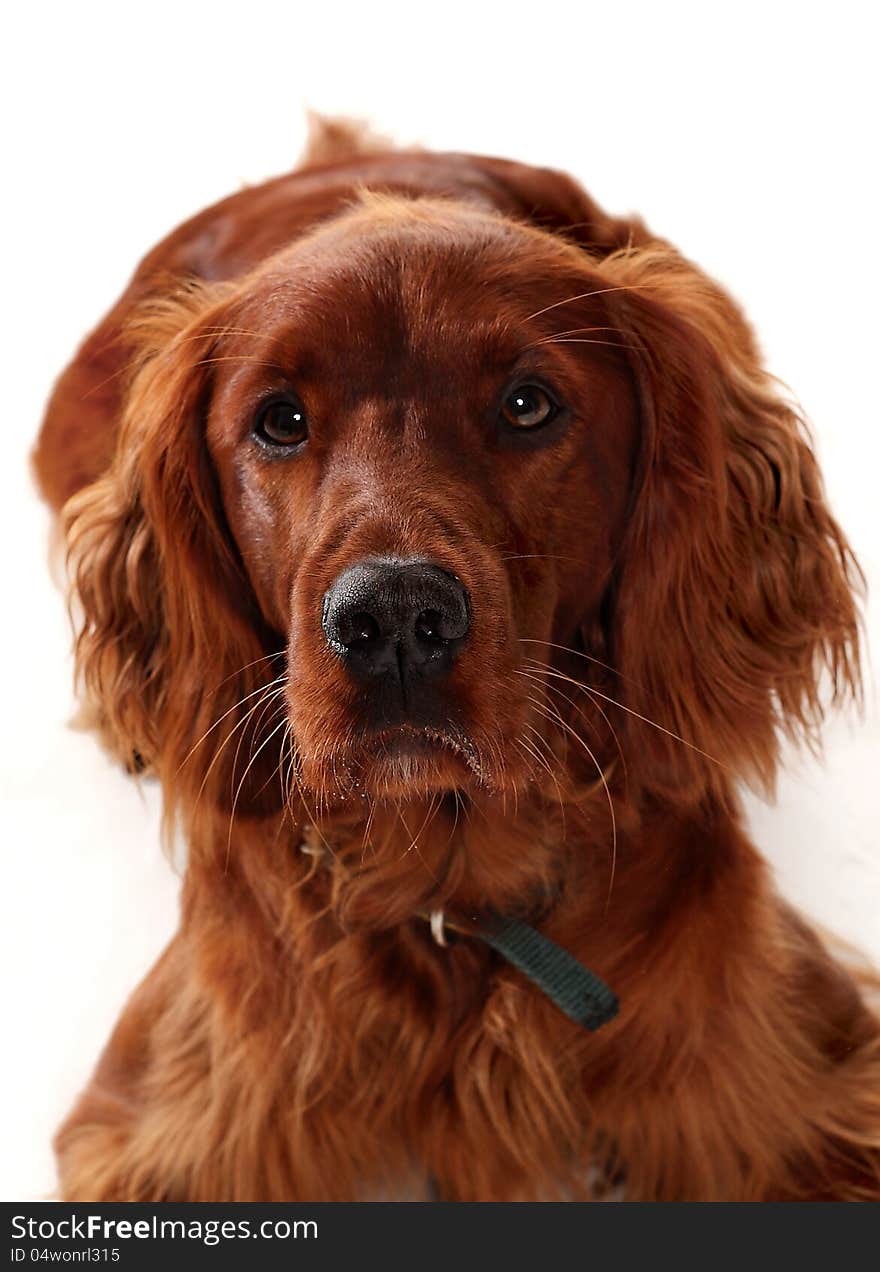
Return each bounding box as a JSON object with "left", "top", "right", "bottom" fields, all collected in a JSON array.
[{"left": 34, "top": 117, "right": 880, "bottom": 1200}]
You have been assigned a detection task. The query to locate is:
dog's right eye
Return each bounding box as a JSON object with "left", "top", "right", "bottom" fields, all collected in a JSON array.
[{"left": 252, "top": 396, "right": 309, "bottom": 449}]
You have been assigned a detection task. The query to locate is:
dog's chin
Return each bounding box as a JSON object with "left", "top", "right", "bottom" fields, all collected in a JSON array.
[
  {"left": 299, "top": 725, "right": 482, "bottom": 802},
  {"left": 360, "top": 726, "right": 477, "bottom": 798}
]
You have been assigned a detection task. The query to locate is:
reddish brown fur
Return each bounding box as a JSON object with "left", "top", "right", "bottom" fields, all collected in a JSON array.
[{"left": 34, "top": 119, "right": 879, "bottom": 1200}]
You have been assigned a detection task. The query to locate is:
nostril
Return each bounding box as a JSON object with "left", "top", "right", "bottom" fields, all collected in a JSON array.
[
  {"left": 347, "top": 612, "right": 381, "bottom": 646},
  {"left": 414, "top": 609, "right": 445, "bottom": 643}
]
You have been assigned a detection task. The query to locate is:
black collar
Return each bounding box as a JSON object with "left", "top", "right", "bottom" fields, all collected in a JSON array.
[{"left": 300, "top": 833, "right": 618, "bottom": 1032}]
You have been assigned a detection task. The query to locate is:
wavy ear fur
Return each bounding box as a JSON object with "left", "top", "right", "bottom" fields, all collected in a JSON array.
[
  {"left": 598, "top": 246, "right": 862, "bottom": 801},
  {"left": 63, "top": 281, "right": 275, "bottom": 822}
]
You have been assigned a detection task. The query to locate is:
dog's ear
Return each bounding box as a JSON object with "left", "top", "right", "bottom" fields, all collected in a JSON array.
[
  {"left": 471, "top": 155, "right": 651, "bottom": 258},
  {"left": 595, "top": 246, "right": 862, "bottom": 801},
  {"left": 63, "top": 281, "right": 274, "bottom": 815}
]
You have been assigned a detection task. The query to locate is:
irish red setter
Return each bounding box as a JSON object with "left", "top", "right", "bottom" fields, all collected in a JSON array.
[{"left": 34, "top": 118, "right": 880, "bottom": 1200}]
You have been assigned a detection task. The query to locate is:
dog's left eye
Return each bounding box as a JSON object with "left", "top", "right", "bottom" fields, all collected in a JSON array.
[
  {"left": 500, "top": 384, "right": 558, "bottom": 430},
  {"left": 252, "top": 396, "right": 309, "bottom": 448}
]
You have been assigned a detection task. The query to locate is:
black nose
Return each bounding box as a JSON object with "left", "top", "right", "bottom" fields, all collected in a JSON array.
[{"left": 322, "top": 557, "right": 471, "bottom": 688}]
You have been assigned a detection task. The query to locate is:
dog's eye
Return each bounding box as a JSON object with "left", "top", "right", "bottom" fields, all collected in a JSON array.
[
  {"left": 253, "top": 397, "right": 308, "bottom": 448},
  {"left": 500, "top": 384, "right": 557, "bottom": 430}
]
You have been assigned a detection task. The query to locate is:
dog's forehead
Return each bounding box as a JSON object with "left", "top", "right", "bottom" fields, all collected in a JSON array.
[{"left": 235, "top": 204, "right": 595, "bottom": 372}]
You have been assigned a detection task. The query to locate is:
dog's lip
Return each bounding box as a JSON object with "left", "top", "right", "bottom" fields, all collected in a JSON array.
[
  {"left": 361, "top": 724, "right": 491, "bottom": 789},
  {"left": 363, "top": 723, "right": 467, "bottom": 759}
]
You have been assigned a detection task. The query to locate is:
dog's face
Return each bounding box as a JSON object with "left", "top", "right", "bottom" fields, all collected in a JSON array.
[
  {"left": 205, "top": 199, "right": 638, "bottom": 798},
  {"left": 66, "top": 190, "right": 859, "bottom": 827}
]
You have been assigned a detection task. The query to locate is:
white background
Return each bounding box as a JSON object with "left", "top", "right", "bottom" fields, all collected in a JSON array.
[{"left": 2, "top": 0, "right": 877, "bottom": 1202}]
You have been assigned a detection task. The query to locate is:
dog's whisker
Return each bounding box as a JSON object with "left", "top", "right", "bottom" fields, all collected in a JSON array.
[
  {"left": 193, "top": 356, "right": 285, "bottom": 371},
  {"left": 521, "top": 325, "right": 634, "bottom": 353},
  {"left": 227, "top": 681, "right": 289, "bottom": 808},
  {"left": 178, "top": 675, "right": 287, "bottom": 774},
  {"left": 522, "top": 658, "right": 729, "bottom": 771},
  {"left": 522, "top": 282, "right": 644, "bottom": 323},
  {"left": 211, "top": 647, "right": 287, "bottom": 694},
  {"left": 278, "top": 733, "right": 340, "bottom": 868},
  {"left": 398, "top": 792, "right": 442, "bottom": 859},
  {"left": 528, "top": 325, "right": 623, "bottom": 341},
  {"left": 521, "top": 720, "right": 567, "bottom": 827},
  {"left": 393, "top": 801, "right": 440, "bottom": 883},
  {"left": 225, "top": 714, "right": 291, "bottom": 872},
  {"left": 520, "top": 666, "right": 628, "bottom": 785},
  {"left": 535, "top": 337, "right": 641, "bottom": 351},
  {"left": 190, "top": 679, "right": 288, "bottom": 812},
  {"left": 518, "top": 636, "right": 627, "bottom": 683},
  {"left": 530, "top": 696, "right": 618, "bottom": 909},
  {"left": 500, "top": 553, "right": 596, "bottom": 567},
  {"left": 360, "top": 798, "right": 378, "bottom": 866},
  {"left": 252, "top": 702, "right": 297, "bottom": 803},
  {"left": 78, "top": 328, "right": 282, "bottom": 403},
  {"left": 515, "top": 729, "right": 567, "bottom": 839}
]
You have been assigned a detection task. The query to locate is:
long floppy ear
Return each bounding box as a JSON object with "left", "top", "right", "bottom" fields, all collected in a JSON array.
[
  {"left": 597, "top": 246, "right": 862, "bottom": 801},
  {"left": 62, "top": 281, "right": 278, "bottom": 822}
]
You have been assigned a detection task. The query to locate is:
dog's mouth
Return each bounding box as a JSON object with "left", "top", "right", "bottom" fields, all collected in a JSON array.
[
  {"left": 368, "top": 722, "right": 467, "bottom": 756},
  {"left": 293, "top": 719, "right": 491, "bottom": 801},
  {"left": 353, "top": 723, "right": 484, "bottom": 795}
]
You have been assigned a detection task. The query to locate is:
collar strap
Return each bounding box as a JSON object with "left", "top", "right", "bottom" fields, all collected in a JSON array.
[
  {"left": 298, "top": 835, "right": 618, "bottom": 1032},
  {"left": 429, "top": 910, "right": 619, "bottom": 1032}
]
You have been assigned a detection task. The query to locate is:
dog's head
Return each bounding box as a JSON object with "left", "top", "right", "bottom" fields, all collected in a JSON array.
[{"left": 64, "top": 191, "right": 860, "bottom": 837}]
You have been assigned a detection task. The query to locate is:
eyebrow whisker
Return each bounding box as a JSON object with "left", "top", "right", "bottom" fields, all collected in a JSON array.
[{"left": 523, "top": 283, "right": 643, "bottom": 323}]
